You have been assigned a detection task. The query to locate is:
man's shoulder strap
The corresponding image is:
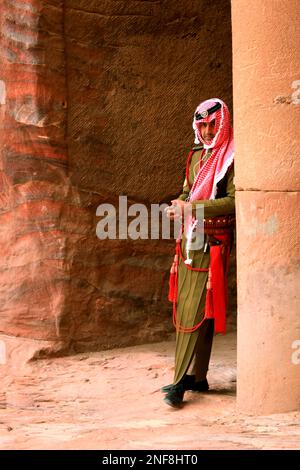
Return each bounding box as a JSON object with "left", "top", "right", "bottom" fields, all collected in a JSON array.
[
  {"left": 192, "top": 144, "right": 203, "bottom": 151},
  {"left": 185, "top": 145, "right": 204, "bottom": 190}
]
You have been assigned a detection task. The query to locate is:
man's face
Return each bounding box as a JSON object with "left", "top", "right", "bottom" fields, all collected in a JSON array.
[{"left": 200, "top": 119, "right": 216, "bottom": 144}]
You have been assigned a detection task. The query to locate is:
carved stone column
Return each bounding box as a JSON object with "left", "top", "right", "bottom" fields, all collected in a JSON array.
[{"left": 232, "top": 0, "right": 300, "bottom": 413}]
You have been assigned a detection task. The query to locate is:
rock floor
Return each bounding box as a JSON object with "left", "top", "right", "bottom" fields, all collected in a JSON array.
[{"left": 0, "top": 332, "right": 299, "bottom": 450}]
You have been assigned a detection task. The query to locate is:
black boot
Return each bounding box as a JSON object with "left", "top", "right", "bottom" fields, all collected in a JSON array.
[
  {"left": 193, "top": 378, "right": 209, "bottom": 392},
  {"left": 161, "top": 375, "right": 209, "bottom": 393},
  {"left": 163, "top": 383, "right": 185, "bottom": 408},
  {"left": 161, "top": 374, "right": 195, "bottom": 393}
]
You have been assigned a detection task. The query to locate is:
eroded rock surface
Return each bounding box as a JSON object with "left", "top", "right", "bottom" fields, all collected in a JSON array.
[{"left": 0, "top": 0, "right": 234, "bottom": 353}]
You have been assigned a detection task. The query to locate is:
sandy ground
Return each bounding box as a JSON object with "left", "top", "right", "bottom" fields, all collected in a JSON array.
[{"left": 0, "top": 332, "right": 299, "bottom": 450}]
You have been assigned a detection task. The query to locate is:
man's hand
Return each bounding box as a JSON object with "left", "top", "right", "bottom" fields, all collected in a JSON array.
[{"left": 164, "top": 199, "right": 191, "bottom": 220}]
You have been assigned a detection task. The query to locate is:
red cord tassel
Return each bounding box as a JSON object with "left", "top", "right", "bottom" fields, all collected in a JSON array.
[
  {"left": 168, "top": 271, "right": 176, "bottom": 302},
  {"left": 168, "top": 252, "right": 178, "bottom": 302},
  {"left": 204, "top": 267, "right": 215, "bottom": 319}
]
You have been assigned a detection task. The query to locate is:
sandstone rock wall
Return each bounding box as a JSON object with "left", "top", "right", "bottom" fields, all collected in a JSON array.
[{"left": 0, "top": 0, "right": 234, "bottom": 356}]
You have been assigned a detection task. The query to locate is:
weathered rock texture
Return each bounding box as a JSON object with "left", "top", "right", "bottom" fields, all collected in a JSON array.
[
  {"left": 232, "top": 0, "right": 300, "bottom": 414},
  {"left": 0, "top": 0, "right": 234, "bottom": 357}
]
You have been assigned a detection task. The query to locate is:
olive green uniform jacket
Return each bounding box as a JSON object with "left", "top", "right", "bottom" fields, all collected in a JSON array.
[{"left": 173, "top": 146, "right": 235, "bottom": 384}]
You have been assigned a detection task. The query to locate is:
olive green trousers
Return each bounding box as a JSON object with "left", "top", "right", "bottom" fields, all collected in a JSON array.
[{"left": 190, "top": 319, "right": 214, "bottom": 381}]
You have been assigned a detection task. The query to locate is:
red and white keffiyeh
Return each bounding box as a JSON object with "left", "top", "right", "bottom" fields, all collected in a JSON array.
[
  {"left": 184, "top": 98, "right": 234, "bottom": 265},
  {"left": 190, "top": 98, "right": 234, "bottom": 202}
]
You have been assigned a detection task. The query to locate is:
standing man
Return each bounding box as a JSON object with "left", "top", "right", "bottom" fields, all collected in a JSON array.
[{"left": 164, "top": 98, "right": 235, "bottom": 408}]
